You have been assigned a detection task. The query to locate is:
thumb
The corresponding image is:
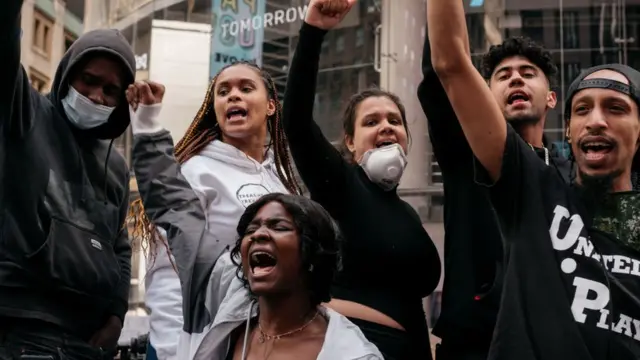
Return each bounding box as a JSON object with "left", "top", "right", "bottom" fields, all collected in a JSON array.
[{"left": 138, "top": 82, "right": 154, "bottom": 105}]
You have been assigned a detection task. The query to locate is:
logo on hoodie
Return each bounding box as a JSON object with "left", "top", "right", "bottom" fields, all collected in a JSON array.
[{"left": 236, "top": 183, "right": 270, "bottom": 208}]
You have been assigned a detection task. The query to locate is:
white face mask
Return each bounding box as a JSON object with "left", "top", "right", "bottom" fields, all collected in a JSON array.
[
  {"left": 61, "top": 86, "right": 115, "bottom": 129},
  {"left": 358, "top": 143, "right": 408, "bottom": 191}
]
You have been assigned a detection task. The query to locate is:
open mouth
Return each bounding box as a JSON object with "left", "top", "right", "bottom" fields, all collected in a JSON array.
[
  {"left": 226, "top": 107, "right": 248, "bottom": 121},
  {"left": 375, "top": 140, "right": 397, "bottom": 148},
  {"left": 249, "top": 250, "right": 277, "bottom": 277},
  {"left": 507, "top": 91, "right": 529, "bottom": 105},
  {"left": 580, "top": 139, "right": 615, "bottom": 161}
]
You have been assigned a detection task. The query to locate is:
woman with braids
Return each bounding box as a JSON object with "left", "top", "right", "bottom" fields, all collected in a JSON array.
[
  {"left": 126, "top": 61, "right": 300, "bottom": 360},
  {"left": 125, "top": 82, "right": 383, "bottom": 359},
  {"left": 282, "top": 1, "right": 441, "bottom": 359}
]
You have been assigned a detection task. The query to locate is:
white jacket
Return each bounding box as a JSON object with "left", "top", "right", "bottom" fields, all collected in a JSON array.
[
  {"left": 132, "top": 104, "right": 289, "bottom": 359},
  {"left": 130, "top": 104, "right": 383, "bottom": 360}
]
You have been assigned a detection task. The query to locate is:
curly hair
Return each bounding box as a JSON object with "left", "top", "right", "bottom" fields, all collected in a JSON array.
[
  {"left": 129, "top": 61, "right": 302, "bottom": 267},
  {"left": 230, "top": 193, "right": 341, "bottom": 306},
  {"left": 481, "top": 36, "right": 558, "bottom": 87},
  {"left": 339, "top": 87, "right": 410, "bottom": 162}
]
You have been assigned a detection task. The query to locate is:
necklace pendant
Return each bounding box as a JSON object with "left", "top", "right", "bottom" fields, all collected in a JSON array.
[{"left": 258, "top": 333, "right": 265, "bottom": 344}]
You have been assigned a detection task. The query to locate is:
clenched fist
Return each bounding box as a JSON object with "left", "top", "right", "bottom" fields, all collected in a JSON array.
[
  {"left": 126, "top": 80, "right": 165, "bottom": 111},
  {"left": 304, "top": 0, "right": 357, "bottom": 31}
]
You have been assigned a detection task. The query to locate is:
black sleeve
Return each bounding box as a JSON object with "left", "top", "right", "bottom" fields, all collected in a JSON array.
[
  {"left": 473, "top": 125, "right": 542, "bottom": 224},
  {"left": 1, "top": 0, "right": 36, "bottom": 138},
  {"left": 109, "top": 182, "right": 132, "bottom": 323},
  {"left": 132, "top": 130, "right": 227, "bottom": 334},
  {"left": 417, "top": 30, "right": 472, "bottom": 173},
  {"left": 282, "top": 22, "right": 347, "bottom": 211}
]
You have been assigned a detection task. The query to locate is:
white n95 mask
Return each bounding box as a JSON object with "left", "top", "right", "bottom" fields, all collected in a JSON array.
[
  {"left": 359, "top": 143, "right": 408, "bottom": 191},
  {"left": 62, "top": 86, "right": 115, "bottom": 129}
]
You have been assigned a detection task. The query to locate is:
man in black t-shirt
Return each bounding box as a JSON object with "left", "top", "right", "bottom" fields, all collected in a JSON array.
[
  {"left": 427, "top": 1, "right": 640, "bottom": 359},
  {"left": 419, "top": 24, "right": 571, "bottom": 360}
]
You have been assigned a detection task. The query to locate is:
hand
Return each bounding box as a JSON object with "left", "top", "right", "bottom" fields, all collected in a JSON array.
[
  {"left": 304, "top": 0, "right": 357, "bottom": 31},
  {"left": 89, "top": 316, "right": 123, "bottom": 350},
  {"left": 126, "top": 80, "right": 165, "bottom": 111}
]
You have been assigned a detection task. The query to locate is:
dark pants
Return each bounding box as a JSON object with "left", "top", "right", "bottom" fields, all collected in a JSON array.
[
  {"left": 435, "top": 340, "right": 489, "bottom": 360},
  {"left": 348, "top": 317, "right": 433, "bottom": 360},
  {"left": 0, "top": 318, "right": 107, "bottom": 360}
]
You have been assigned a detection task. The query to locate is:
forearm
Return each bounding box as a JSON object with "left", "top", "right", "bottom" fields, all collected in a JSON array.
[
  {"left": 427, "top": 0, "right": 507, "bottom": 181},
  {"left": 282, "top": 22, "right": 347, "bottom": 206},
  {"left": 427, "top": 0, "right": 471, "bottom": 74},
  {"left": 1, "top": 0, "right": 35, "bottom": 138}
]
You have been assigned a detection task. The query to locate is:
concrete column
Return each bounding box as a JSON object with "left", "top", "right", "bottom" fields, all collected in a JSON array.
[
  {"left": 49, "top": 0, "right": 66, "bottom": 84},
  {"left": 20, "top": 0, "right": 36, "bottom": 73},
  {"left": 483, "top": 0, "right": 504, "bottom": 50}
]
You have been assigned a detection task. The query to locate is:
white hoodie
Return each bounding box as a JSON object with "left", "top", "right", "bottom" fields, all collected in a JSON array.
[{"left": 132, "top": 104, "right": 289, "bottom": 359}]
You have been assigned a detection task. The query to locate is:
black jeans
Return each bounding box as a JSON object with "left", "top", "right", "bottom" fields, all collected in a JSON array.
[{"left": 0, "top": 318, "right": 108, "bottom": 360}]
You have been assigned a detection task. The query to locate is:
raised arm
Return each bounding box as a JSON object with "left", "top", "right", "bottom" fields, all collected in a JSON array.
[
  {"left": 128, "top": 82, "right": 227, "bottom": 335},
  {"left": 428, "top": 0, "right": 506, "bottom": 181},
  {"left": 417, "top": 25, "right": 472, "bottom": 172},
  {"left": 282, "top": 0, "right": 355, "bottom": 209},
  {"left": 1, "top": 0, "right": 36, "bottom": 138}
]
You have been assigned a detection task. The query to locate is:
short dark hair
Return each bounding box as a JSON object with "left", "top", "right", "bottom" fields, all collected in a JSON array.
[
  {"left": 481, "top": 36, "right": 558, "bottom": 87},
  {"left": 230, "top": 193, "right": 341, "bottom": 306}
]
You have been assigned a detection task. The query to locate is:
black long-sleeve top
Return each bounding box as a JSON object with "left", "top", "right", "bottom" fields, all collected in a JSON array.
[{"left": 282, "top": 22, "right": 441, "bottom": 338}]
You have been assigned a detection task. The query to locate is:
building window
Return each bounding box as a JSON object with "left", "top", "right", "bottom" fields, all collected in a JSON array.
[
  {"left": 355, "top": 27, "right": 364, "bottom": 47},
  {"left": 336, "top": 34, "right": 345, "bottom": 53},
  {"left": 29, "top": 68, "right": 49, "bottom": 93},
  {"left": 33, "top": 10, "right": 53, "bottom": 56},
  {"left": 521, "top": 10, "right": 544, "bottom": 45},
  {"left": 64, "top": 32, "right": 76, "bottom": 53},
  {"left": 556, "top": 11, "right": 579, "bottom": 49}
]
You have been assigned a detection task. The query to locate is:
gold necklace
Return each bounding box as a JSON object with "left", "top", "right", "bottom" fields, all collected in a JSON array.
[{"left": 257, "top": 310, "right": 320, "bottom": 343}]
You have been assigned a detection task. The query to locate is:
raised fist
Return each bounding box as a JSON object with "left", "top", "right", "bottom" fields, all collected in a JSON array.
[
  {"left": 126, "top": 81, "right": 165, "bottom": 111},
  {"left": 304, "top": 0, "right": 357, "bottom": 31}
]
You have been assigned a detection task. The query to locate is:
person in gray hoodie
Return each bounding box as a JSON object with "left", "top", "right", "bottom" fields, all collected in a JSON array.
[
  {"left": 128, "top": 82, "right": 384, "bottom": 360},
  {"left": 0, "top": 1, "right": 135, "bottom": 359}
]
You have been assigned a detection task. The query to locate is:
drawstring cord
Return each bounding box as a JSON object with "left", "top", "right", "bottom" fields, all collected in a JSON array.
[{"left": 103, "top": 139, "right": 115, "bottom": 205}]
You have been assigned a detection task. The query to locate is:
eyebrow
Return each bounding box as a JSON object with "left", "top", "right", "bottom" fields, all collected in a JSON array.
[
  {"left": 494, "top": 64, "right": 537, "bottom": 77},
  {"left": 248, "top": 216, "right": 292, "bottom": 226},
  {"left": 574, "top": 93, "right": 632, "bottom": 105},
  {"left": 362, "top": 110, "right": 402, "bottom": 119},
  {"left": 83, "top": 70, "right": 123, "bottom": 92},
  {"left": 216, "top": 78, "right": 257, "bottom": 87}
]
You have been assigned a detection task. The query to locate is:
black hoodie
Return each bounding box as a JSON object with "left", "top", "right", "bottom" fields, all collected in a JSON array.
[{"left": 0, "top": 1, "right": 135, "bottom": 336}]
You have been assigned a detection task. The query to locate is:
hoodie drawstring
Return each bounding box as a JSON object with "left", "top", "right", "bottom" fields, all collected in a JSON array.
[
  {"left": 240, "top": 301, "right": 256, "bottom": 360},
  {"left": 103, "top": 139, "right": 115, "bottom": 205}
]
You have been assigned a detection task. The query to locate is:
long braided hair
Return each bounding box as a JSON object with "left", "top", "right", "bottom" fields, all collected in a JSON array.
[{"left": 129, "top": 61, "right": 302, "bottom": 265}]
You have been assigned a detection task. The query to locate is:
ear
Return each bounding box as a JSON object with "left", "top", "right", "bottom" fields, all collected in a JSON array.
[
  {"left": 344, "top": 134, "right": 356, "bottom": 153},
  {"left": 546, "top": 90, "right": 557, "bottom": 109},
  {"left": 267, "top": 99, "right": 276, "bottom": 117},
  {"left": 565, "top": 126, "right": 571, "bottom": 141}
]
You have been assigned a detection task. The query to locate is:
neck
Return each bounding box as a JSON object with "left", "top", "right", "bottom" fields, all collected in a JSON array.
[
  {"left": 257, "top": 292, "right": 315, "bottom": 336},
  {"left": 514, "top": 121, "right": 545, "bottom": 148},
  {"left": 576, "top": 169, "right": 633, "bottom": 193},
  {"left": 222, "top": 134, "right": 266, "bottom": 163}
]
